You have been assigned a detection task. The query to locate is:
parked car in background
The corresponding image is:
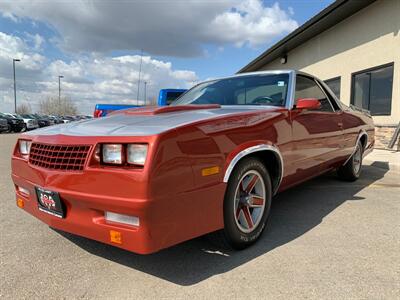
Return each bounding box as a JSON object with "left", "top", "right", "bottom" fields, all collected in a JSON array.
[
  {"left": 47, "top": 116, "right": 63, "bottom": 124},
  {"left": 0, "top": 112, "right": 25, "bottom": 132},
  {"left": 0, "top": 116, "right": 9, "bottom": 133},
  {"left": 66, "top": 116, "right": 79, "bottom": 122},
  {"left": 41, "top": 115, "right": 55, "bottom": 126},
  {"left": 12, "top": 70, "right": 374, "bottom": 254},
  {"left": 58, "top": 116, "right": 69, "bottom": 123},
  {"left": 93, "top": 104, "right": 140, "bottom": 118},
  {"left": 93, "top": 88, "right": 187, "bottom": 117},
  {"left": 6, "top": 113, "right": 39, "bottom": 131},
  {"left": 158, "top": 89, "right": 187, "bottom": 105},
  {"left": 21, "top": 114, "right": 51, "bottom": 128}
]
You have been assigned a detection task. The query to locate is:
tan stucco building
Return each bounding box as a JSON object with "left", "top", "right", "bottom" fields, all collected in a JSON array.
[{"left": 239, "top": 0, "right": 399, "bottom": 149}]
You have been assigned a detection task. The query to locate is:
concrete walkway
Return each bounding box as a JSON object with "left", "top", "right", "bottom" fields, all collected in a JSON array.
[{"left": 364, "top": 149, "right": 400, "bottom": 173}]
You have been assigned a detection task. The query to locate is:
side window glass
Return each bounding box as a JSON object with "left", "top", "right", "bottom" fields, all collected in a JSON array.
[
  {"left": 295, "top": 76, "right": 334, "bottom": 112},
  {"left": 318, "top": 80, "right": 341, "bottom": 111}
]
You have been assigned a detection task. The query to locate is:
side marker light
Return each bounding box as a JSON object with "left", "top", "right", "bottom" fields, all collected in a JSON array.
[{"left": 202, "top": 166, "right": 220, "bottom": 176}]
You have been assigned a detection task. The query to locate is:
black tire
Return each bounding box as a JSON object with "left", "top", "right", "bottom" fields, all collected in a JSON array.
[
  {"left": 337, "top": 141, "right": 363, "bottom": 181},
  {"left": 215, "top": 157, "right": 272, "bottom": 250}
]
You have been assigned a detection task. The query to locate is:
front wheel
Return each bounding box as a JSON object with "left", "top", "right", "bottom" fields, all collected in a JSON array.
[
  {"left": 221, "top": 157, "right": 272, "bottom": 249},
  {"left": 337, "top": 141, "right": 363, "bottom": 181}
]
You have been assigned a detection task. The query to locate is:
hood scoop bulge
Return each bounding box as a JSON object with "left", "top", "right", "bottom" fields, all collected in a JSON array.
[{"left": 116, "top": 104, "right": 221, "bottom": 116}]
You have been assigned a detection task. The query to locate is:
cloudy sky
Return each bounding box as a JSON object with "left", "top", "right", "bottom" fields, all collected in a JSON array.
[{"left": 0, "top": 0, "right": 333, "bottom": 114}]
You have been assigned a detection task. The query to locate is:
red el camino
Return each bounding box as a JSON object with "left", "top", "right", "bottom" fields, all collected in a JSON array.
[{"left": 11, "top": 71, "right": 374, "bottom": 254}]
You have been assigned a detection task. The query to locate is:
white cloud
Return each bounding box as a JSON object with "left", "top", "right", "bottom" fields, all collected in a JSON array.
[
  {"left": 0, "top": 32, "right": 45, "bottom": 73},
  {"left": 0, "top": 1, "right": 299, "bottom": 114},
  {"left": 25, "top": 32, "right": 45, "bottom": 50},
  {"left": 0, "top": 32, "right": 198, "bottom": 114},
  {"left": 0, "top": 0, "right": 298, "bottom": 56},
  {"left": 208, "top": 2, "right": 298, "bottom": 47}
]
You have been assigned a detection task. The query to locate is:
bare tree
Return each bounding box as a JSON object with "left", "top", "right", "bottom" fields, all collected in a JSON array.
[
  {"left": 39, "top": 96, "right": 78, "bottom": 115},
  {"left": 16, "top": 103, "right": 32, "bottom": 115}
]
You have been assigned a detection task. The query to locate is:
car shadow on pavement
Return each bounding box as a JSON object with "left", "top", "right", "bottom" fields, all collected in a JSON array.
[{"left": 56, "top": 162, "right": 389, "bottom": 286}]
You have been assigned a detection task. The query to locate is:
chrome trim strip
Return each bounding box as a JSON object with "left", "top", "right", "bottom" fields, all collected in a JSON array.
[
  {"left": 343, "top": 130, "right": 368, "bottom": 165},
  {"left": 286, "top": 70, "right": 296, "bottom": 110},
  {"left": 223, "top": 144, "right": 284, "bottom": 195},
  {"left": 316, "top": 78, "right": 343, "bottom": 110},
  {"left": 314, "top": 79, "right": 336, "bottom": 112}
]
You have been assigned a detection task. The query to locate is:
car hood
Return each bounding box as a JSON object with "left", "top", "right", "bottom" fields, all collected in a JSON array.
[{"left": 24, "top": 105, "right": 284, "bottom": 137}]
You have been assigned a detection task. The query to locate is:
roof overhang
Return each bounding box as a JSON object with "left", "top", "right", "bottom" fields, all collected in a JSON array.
[{"left": 238, "top": 0, "right": 377, "bottom": 73}]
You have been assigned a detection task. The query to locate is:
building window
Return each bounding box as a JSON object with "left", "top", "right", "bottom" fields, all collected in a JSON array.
[
  {"left": 325, "top": 77, "right": 341, "bottom": 99},
  {"left": 351, "top": 63, "right": 394, "bottom": 116}
]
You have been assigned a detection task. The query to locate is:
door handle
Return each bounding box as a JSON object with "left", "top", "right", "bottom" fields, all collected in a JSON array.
[{"left": 338, "top": 122, "right": 343, "bottom": 128}]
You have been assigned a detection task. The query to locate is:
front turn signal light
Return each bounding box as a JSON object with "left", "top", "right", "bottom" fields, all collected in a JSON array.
[
  {"left": 110, "top": 230, "right": 122, "bottom": 244},
  {"left": 17, "top": 198, "right": 24, "bottom": 208}
]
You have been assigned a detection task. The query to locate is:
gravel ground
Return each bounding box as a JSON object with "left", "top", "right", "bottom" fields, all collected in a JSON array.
[{"left": 1, "top": 133, "right": 399, "bottom": 299}]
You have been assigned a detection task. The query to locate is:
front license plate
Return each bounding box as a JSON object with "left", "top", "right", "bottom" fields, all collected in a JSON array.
[{"left": 35, "top": 187, "right": 65, "bottom": 218}]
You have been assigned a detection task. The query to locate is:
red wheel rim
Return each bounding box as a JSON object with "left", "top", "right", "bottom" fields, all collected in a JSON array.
[{"left": 233, "top": 170, "right": 266, "bottom": 233}]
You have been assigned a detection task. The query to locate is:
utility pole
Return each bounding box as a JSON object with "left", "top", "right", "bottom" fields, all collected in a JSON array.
[
  {"left": 136, "top": 49, "right": 143, "bottom": 105},
  {"left": 144, "top": 81, "right": 147, "bottom": 106},
  {"left": 58, "top": 75, "right": 64, "bottom": 107},
  {"left": 13, "top": 59, "right": 20, "bottom": 113}
]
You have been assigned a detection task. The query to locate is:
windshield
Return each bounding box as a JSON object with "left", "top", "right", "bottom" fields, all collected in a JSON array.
[{"left": 172, "top": 73, "right": 289, "bottom": 106}]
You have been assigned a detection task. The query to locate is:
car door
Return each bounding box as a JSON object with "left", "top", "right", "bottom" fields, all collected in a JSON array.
[{"left": 285, "top": 75, "right": 344, "bottom": 186}]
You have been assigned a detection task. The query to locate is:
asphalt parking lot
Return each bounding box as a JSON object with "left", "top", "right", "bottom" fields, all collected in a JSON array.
[{"left": 0, "top": 133, "right": 399, "bottom": 299}]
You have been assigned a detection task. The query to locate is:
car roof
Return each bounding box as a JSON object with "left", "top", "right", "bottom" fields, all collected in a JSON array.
[{"left": 194, "top": 70, "right": 318, "bottom": 87}]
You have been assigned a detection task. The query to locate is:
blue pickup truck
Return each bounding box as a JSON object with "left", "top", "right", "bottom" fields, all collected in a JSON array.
[{"left": 94, "top": 89, "right": 187, "bottom": 117}]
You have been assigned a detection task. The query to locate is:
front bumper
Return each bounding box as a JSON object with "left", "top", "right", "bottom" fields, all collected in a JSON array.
[
  {"left": 11, "top": 134, "right": 226, "bottom": 254},
  {"left": 12, "top": 172, "right": 159, "bottom": 254}
]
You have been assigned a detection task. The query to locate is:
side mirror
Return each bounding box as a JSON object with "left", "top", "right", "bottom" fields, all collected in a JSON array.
[{"left": 296, "top": 98, "right": 321, "bottom": 110}]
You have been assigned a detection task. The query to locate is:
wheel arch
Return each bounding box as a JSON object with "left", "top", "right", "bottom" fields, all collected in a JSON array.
[
  {"left": 343, "top": 129, "right": 368, "bottom": 165},
  {"left": 359, "top": 131, "right": 368, "bottom": 150},
  {"left": 223, "top": 144, "right": 283, "bottom": 195}
]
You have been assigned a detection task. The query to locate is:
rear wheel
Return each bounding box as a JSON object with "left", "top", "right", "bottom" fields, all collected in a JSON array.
[
  {"left": 337, "top": 141, "right": 363, "bottom": 181},
  {"left": 219, "top": 157, "right": 272, "bottom": 249}
]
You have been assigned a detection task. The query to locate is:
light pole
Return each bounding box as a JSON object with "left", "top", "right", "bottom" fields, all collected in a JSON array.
[
  {"left": 58, "top": 75, "right": 64, "bottom": 105},
  {"left": 13, "top": 59, "right": 20, "bottom": 113},
  {"left": 144, "top": 81, "right": 147, "bottom": 106},
  {"left": 136, "top": 49, "right": 143, "bottom": 105}
]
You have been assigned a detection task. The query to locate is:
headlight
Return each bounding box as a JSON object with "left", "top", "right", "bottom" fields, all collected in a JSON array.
[
  {"left": 127, "top": 144, "right": 148, "bottom": 165},
  {"left": 11, "top": 119, "right": 17, "bottom": 124},
  {"left": 19, "top": 140, "right": 32, "bottom": 155},
  {"left": 102, "top": 144, "right": 123, "bottom": 164}
]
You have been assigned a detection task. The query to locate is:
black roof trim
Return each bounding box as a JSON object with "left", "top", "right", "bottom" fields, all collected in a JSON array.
[{"left": 238, "top": 0, "right": 377, "bottom": 73}]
